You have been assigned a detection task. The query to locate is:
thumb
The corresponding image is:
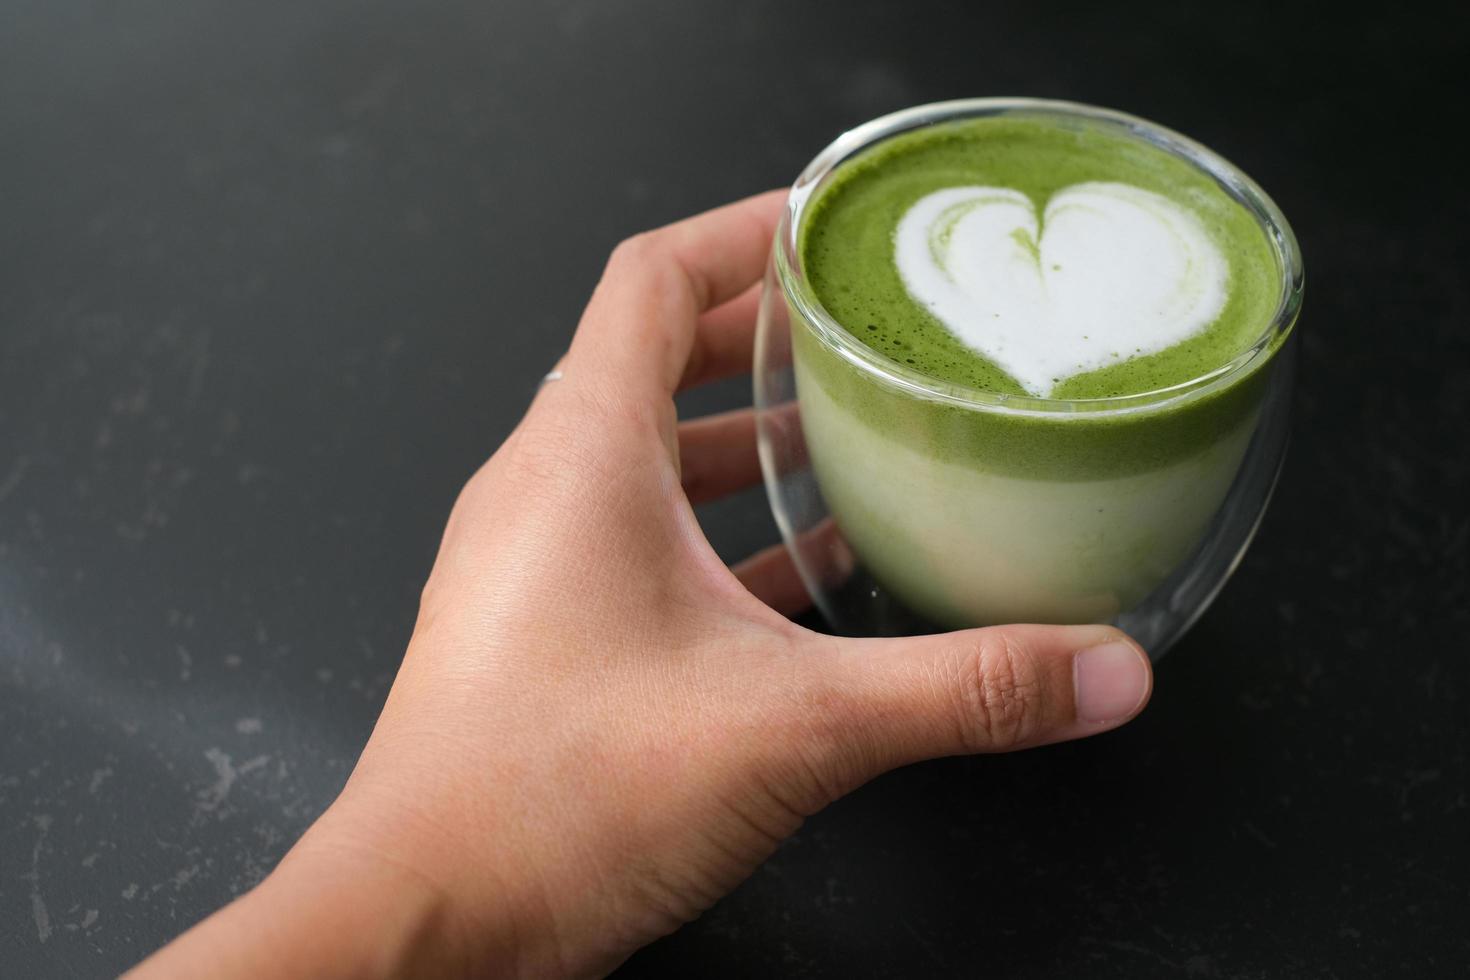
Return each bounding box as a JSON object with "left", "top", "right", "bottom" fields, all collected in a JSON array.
[{"left": 806, "top": 624, "right": 1152, "bottom": 786}]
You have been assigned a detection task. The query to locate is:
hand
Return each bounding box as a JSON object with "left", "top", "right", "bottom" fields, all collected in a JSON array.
[{"left": 131, "top": 190, "right": 1152, "bottom": 978}]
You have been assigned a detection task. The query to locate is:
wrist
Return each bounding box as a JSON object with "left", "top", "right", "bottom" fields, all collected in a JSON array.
[
  {"left": 262, "top": 827, "right": 475, "bottom": 978},
  {"left": 131, "top": 794, "right": 536, "bottom": 980},
  {"left": 125, "top": 825, "right": 471, "bottom": 980},
  {"left": 279, "top": 790, "right": 552, "bottom": 979},
  {"left": 288, "top": 768, "right": 585, "bottom": 979}
]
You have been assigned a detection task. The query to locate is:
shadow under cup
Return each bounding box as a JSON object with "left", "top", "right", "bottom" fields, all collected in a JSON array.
[{"left": 753, "top": 99, "right": 1303, "bottom": 658}]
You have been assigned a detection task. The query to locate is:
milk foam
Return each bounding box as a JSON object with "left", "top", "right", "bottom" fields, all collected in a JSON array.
[{"left": 894, "top": 182, "right": 1228, "bottom": 397}]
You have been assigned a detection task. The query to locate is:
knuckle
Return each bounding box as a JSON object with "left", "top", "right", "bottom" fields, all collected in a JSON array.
[
  {"left": 415, "top": 575, "right": 444, "bottom": 631},
  {"left": 953, "top": 632, "right": 1045, "bottom": 751},
  {"left": 608, "top": 229, "right": 662, "bottom": 269},
  {"left": 511, "top": 412, "right": 604, "bottom": 487},
  {"left": 790, "top": 686, "right": 861, "bottom": 806},
  {"left": 755, "top": 641, "right": 861, "bottom": 812},
  {"left": 607, "top": 227, "right": 706, "bottom": 310}
]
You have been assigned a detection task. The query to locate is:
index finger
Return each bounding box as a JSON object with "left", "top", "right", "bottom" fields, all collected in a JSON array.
[{"left": 566, "top": 189, "right": 786, "bottom": 401}]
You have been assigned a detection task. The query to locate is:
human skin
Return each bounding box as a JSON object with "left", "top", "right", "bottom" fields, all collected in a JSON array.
[{"left": 127, "top": 190, "right": 1152, "bottom": 979}]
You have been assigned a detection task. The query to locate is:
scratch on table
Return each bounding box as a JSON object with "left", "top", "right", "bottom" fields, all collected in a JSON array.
[
  {"left": 901, "top": 917, "right": 948, "bottom": 968},
  {"left": 89, "top": 767, "right": 114, "bottom": 794},
  {"left": 1105, "top": 939, "right": 1181, "bottom": 970},
  {"left": 1242, "top": 820, "right": 1278, "bottom": 850},
  {"left": 195, "top": 748, "right": 270, "bottom": 818},
  {"left": 22, "top": 814, "right": 53, "bottom": 942}
]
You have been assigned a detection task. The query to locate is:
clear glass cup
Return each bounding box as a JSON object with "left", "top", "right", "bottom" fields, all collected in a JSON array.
[{"left": 754, "top": 98, "right": 1303, "bottom": 658}]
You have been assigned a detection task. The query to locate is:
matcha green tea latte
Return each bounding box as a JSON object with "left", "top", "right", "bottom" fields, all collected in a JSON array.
[{"left": 760, "top": 100, "right": 1302, "bottom": 635}]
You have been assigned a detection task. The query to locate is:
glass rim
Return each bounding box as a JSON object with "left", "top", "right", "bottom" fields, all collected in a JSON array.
[{"left": 776, "top": 97, "right": 1304, "bottom": 418}]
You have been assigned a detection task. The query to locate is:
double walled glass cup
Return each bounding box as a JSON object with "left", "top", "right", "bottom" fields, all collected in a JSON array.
[{"left": 754, "top": 99, "right": 1303, "bottom": 657}]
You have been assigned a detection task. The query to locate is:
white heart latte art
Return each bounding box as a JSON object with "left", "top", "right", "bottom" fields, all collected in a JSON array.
[{"left": 893, "top": 182, "right": 1228, "bottom": 397}]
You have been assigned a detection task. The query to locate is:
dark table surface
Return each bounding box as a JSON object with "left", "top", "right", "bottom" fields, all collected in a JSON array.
[{"left": 3, "top": 1, "right": 1468, "bottom": 976}]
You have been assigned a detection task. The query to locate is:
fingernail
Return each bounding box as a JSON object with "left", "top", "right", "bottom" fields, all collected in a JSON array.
[
  {"left": 1074, "top": 642, "right": 1151, "bottom": 725},
  {"left": 829, "top": 538, "right": 856, "bottom": 582}
]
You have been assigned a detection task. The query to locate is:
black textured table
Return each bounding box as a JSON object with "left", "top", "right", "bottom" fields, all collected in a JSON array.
[{"left": 3, "top": 2, "right": 1467, "bottom": 976}]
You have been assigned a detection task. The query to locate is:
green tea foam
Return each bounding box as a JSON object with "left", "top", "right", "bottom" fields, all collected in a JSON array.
[{"left": 801, "top": 115, "right": 1278, "bottom": 400}]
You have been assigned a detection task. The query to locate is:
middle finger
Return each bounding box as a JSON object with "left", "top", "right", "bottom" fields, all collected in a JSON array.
[{"left": 677, "top": 408, "right": 762, "bottom": 505}]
